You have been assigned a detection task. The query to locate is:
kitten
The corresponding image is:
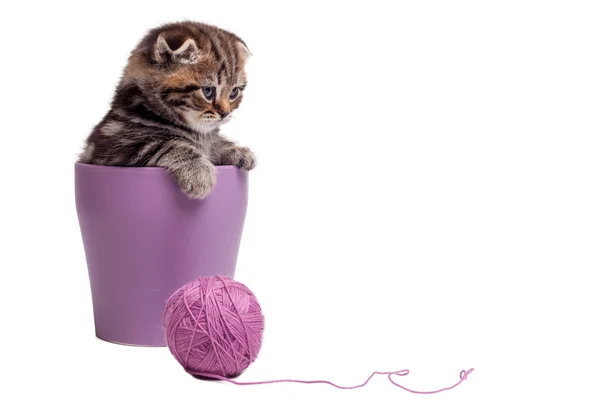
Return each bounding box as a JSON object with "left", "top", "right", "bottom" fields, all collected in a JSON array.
[{"left": 79, "top": 21, "right": 256, "bottom": 199}]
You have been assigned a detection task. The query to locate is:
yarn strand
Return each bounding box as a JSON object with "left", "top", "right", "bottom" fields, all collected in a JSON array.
[{"left": 188, "top": 367, "right": 474, "bottom": 393}]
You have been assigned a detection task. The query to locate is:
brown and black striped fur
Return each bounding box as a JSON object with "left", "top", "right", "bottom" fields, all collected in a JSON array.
[{"left": 79, "top": 21, "right": 256, "bottom": 199}]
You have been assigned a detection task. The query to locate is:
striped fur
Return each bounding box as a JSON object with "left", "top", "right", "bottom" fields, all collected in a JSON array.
[{"left": 79, "top": 21, "right": 255, "bottom": 199}]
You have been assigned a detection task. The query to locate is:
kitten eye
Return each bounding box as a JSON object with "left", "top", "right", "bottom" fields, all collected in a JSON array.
[
  {"left": 229, "top": 87, "right": 240, "bottom": 100},
  {"left": 202, "top": 86, "right": 215, "bottom": 100}
]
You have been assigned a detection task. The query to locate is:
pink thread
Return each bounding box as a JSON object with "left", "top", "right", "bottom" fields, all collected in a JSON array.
[
  {"left": 191, "top": 368, "right": 474, "bottom": 393},
  {"left": 164, "top": 276, "right": 474, "bottom": 394}
]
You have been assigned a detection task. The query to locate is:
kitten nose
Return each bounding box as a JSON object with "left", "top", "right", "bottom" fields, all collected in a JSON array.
[{"left": 216, "top": 110, "right": 229, "bottom": 119}]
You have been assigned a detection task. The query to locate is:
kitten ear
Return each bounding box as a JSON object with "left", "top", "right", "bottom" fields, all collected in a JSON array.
[
  {"left": 154, "top": 35, "right": 200, "bottom": 64},
  {"left": 236, "top": 41, "right": 252, "bottom": 63}
]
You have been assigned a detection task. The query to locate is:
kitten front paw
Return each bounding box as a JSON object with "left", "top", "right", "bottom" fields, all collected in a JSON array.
[
  {"left": 220, "top": 147, "right": 256, "bottom": 171},
  {"left": 174, "top": 158, "right": 217, "bottom": 200}
]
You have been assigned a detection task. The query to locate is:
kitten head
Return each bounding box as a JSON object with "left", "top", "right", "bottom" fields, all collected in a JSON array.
[{"left": 124, "top": 22, "right": 251, "bottom": 134}]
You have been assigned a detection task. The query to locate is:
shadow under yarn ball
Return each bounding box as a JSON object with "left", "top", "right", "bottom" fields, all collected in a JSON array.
[{"left": 163, "top": 276, "right": 265, "bottom": 378}]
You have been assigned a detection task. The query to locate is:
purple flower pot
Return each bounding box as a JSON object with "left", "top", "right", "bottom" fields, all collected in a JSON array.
[{"left": 75, "top": 163, "right": 249, "bottom": 346}]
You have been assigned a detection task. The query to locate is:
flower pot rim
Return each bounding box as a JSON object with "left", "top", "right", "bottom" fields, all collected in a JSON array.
[{"left": 75, "top": 162, "right": 240, "bottom": 172}]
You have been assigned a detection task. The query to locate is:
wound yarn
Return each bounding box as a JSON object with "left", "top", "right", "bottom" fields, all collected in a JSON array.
[
  {"left": 163, "top": 276, "right": 264, "bottom": 378},
  {"left": 164, "top": 276, "right": 474, "bottom": 393}
]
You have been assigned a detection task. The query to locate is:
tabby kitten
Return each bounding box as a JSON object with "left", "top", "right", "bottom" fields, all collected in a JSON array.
[{"left": 79, "top": 21, "right": 256, "bottom": 199}]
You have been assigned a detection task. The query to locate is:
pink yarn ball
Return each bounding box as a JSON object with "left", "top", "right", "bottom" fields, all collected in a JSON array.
[{"left": 163, "top": 276, "right": 265, "bottom": 378}]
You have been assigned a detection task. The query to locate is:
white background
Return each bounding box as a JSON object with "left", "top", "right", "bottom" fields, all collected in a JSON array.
[{"left": 1, "top": 1, "right": 599, "bottom": 399}]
